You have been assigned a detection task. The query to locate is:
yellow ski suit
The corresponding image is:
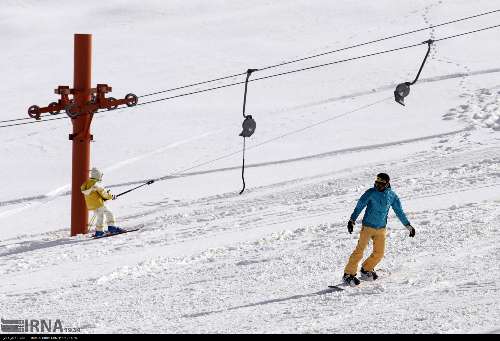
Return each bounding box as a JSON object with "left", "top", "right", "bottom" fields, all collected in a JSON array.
[
  {"left": 81, "top": 178, "right": 113, "bottom": 210},
  {"left": 81, "top": 178, "right": 116, "bottom": 231}
]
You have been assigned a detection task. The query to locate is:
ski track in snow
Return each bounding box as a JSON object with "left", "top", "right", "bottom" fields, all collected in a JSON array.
[
  {"left": 2, "top": 0, "right": 500, "bottom": 334},
  {"left": 0, "top": 124, "right": 472, "bottom": 211},
  {"left": 0, "top": 129, "right": 499, "bottom": 333},
  {"left": 0, "top": 196, "right": 498, "bottom": 333},
  {"left": 0, "top": 130, "right": 220, "bottom": 217}
]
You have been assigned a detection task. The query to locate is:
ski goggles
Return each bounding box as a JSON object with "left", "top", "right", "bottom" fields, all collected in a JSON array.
[{"left": 374, "top": 177, "right": 388, "bottom": 189}]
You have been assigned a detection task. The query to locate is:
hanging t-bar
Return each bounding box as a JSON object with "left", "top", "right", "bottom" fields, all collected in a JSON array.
[
  {"left": 239, "top": 68, "right": 258, "bottom": 195},
  {"left": 394, "top": 39, "right": 434, "bottom": 106},
  {"left": 115, "top": 179, "right": 155, "bottom": 198},
  {"left": 240, "top": 68, "right": 258, "bottom": 137}
]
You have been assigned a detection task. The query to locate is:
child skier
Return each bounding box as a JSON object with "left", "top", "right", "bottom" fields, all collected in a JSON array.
[
  {"left": 80, "top": 167, "right": 124, "bottom": 237},
  {"left": 342, "top": 173, "right": 415, "bottom": 286}
]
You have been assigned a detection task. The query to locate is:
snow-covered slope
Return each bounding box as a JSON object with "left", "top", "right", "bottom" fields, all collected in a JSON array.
[{"left": 1, "top": 0, "right": 499, "bottom": 334}]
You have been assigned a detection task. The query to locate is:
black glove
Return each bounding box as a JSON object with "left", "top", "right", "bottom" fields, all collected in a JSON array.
[
  {"left": 347, "top": 220, "right": 354, "bottom": 234},
  {"left": 406, "top": 224, "right": 415, "bottom": 237}
]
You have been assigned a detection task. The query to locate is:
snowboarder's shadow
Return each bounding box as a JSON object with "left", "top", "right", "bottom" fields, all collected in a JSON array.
[{"left": 182, "top": 288, "right": 341, "bottom": 319}]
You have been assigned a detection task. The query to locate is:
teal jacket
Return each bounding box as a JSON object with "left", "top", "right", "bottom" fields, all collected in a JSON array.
[{"left": 350, "top": 186, "right": 410, "bottom": 229}]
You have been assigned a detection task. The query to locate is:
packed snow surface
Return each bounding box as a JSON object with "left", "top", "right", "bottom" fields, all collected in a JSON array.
[{"left": 1, "top": 0, "right": 499, "bottom": 334}]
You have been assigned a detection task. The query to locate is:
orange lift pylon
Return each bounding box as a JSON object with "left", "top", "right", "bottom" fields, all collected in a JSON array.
[{"left": 27, "top": 34, "right": 138, "bottom": 236}]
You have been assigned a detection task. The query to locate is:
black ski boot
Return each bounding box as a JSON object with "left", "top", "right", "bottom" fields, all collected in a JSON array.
[
  {"left": 342, "top": 273, "right": 361, "bottom": 287},
  {"left": 360, "top": 267, "right": 378, "bottom": 281}
]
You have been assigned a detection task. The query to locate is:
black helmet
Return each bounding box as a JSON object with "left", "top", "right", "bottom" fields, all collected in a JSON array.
[
  {"left": 374, "top": 173, "right": 390, "bottom": 191},
  {"left": 376, "top": 173, "right": 390, "bottom": 183}
]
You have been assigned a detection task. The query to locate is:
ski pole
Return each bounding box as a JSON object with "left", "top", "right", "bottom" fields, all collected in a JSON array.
[
  {"left": 115, "top": 180, "right": 155, "bottom": 198},
  {"left": 88, "top": 213, "right": 96, "bottom": 228}
]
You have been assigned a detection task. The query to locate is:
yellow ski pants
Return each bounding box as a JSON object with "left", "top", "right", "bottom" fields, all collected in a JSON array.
[{"left": 344, "top": 226, "right": 386, "bottom": 275}]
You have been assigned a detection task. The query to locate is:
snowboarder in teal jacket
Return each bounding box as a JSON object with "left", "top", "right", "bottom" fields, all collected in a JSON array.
[{"left": 342, "top": 173, "right": 415, "bottom": 286}]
